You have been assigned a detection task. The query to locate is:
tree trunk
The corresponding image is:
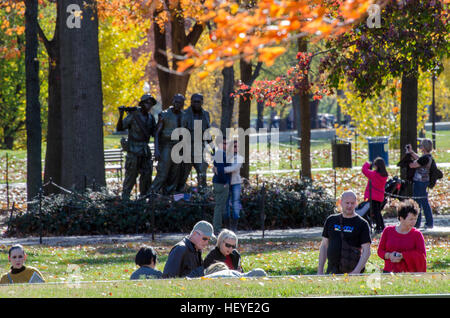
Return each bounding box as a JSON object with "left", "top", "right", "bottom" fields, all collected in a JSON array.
[
  {"left": 237, "top": 60, "right": 262, "bottom": 179},
  {"left": 292, "top": 95, "right": 301, "bottom": 134},
  {"left": 58, "top": 0, "right": 105, "bottom": 191},
  {"left": 400, "top": 72, "right": 418, "bottom": 181},
  {"left": 153, "top": 7, "right": 203, "bottom": 109},
  {"left": 41, "top": 5, "right": 62, "bottom": 194},
  {"left": 310, "top": 98, "right": 319, "bottom": 129},
  {"left": 220, "top": 66, "right": 235, "bottom": 134},
  {"left": 336, "top": 89, "right": 343, "bottom": 124},
  {"left": 300, "top": 93, "right": 311, "bottom": 179},
  {"left": 256, "top": 100, "right": 265, "bottom": 130},
  {"left": 238, "top": 59, "right": 252, "bottom": 179},
  {"left": 3, "top": 136, "right": 14, "bottom": 150},
  {"left": 25, "top": 0, "right": 42, "bottom": 203},
  {"left": 298, "top": 38, "right": 312, "bottom": 180}
]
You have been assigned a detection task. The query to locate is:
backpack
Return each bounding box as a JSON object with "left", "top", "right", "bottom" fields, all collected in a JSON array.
[{"left": 428, "top": 159, "right": 443, "bottom": 189}]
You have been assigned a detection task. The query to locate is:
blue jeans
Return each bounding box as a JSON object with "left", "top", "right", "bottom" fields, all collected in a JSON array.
[
  {"left": 413, "top": 181, "right": 433, "bottom": 228},
  {"left": 225, "top": 183, "right": 241, "bottom": 220}
]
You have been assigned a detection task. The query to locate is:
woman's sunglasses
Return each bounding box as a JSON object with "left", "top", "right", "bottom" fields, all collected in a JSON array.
[{"left": 224, "top": 243, "right": 236, "bottom": 249}]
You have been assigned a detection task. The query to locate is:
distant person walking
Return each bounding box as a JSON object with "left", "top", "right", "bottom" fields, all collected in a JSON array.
[
  {"left": 362, "top": 157, "right": 388, "bottom": 234},
  {"left": 318, "top": 191, "right": 371, "bottom": 275}
]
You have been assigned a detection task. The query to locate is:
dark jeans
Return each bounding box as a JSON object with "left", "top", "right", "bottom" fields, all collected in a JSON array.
[
  {"left": 370, "top": 200, "right": 385, "bottom": 232},
  {"left": 413, "top": 181, "right": 433, "bottom": 228}
]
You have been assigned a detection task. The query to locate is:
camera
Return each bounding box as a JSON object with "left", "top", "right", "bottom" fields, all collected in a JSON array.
[
  {"left": 393, "top": 252, "right": 402, "bottom": 257},
  {"left": 118, "top": 106, "right": 137, "bottom": 112}
]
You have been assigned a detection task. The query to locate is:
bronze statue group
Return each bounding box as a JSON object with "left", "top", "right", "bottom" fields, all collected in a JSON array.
[{"left": 116, "top": 93, "right": 211, "bottom": 201}]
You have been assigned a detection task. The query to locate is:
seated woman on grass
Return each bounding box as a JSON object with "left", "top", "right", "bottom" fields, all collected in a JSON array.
[
  {"left": 0, "top": 244, "right": 45, "bottom": 284},
  {"left": 130, "top": 245, "right": 162, "bottom": 280},
  {"left": 377, "top": 200, "right": 427, "bottom": 273},
  {"left": 204, "top": 229, "right": 242, "bottom": 272}
]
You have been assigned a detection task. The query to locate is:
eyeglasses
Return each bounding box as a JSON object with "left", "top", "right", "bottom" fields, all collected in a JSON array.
[
  {"left": 196, "top": 231, "right": 210, "bottom": 241},
  {"left": 224, "top": 243, "right": 236, "bottom": 249}
]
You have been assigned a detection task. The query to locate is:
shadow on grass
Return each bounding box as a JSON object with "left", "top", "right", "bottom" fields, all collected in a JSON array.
[
  {"left": 266, "top": 268, "right": 317, "bottom": 276},
  {"left": 428, "top": 260, "right": 450, "bottom": 271},
  {"left": 70, "top": 255, "right": 169, "bottom": 266}
]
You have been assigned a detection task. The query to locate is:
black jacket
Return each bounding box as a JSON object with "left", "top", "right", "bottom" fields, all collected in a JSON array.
[
  {"left": 397, "top": 153, "right": 416, "bottom": 182},
  {"left": 203, "top": 246, "right": 242, "bottom": 272},
  {"left": 162, "top": 237, "right": 204, "bottom": 278}
]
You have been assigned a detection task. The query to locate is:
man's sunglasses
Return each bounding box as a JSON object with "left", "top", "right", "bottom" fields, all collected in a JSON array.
[
  {"left": 224, "top": 243, "right": 236, "bottom": 249},
  {"left": 196, "top": 231, "right": 210, "bottom": 241}
]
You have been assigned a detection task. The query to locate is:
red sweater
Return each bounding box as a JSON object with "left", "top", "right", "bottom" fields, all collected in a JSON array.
[
  {"left": 362, "top": 162, "right": 388, "bottom": 202},
  {"left": 377, "top": 226, "right": 427, "bottom": 273}
]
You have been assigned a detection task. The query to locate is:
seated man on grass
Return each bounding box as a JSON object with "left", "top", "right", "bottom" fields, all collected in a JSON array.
[
  {"left": 0, "top": 244, "right": 45, "bottom": 284},
  {"left": 162, "top": 221, "right": 215, "bottom": 278}
]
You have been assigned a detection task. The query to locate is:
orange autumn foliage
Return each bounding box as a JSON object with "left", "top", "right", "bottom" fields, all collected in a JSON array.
[
  {"left": 96, "top": 0, "right": 382, "bottom": 79},
  {"left": 176, "top": 0, "right": 386, "bottom": 77}
]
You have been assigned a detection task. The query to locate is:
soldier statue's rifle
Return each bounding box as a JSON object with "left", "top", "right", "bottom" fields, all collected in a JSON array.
[{"left": 118, "top": 106, "right": 138, "bottom": 112}]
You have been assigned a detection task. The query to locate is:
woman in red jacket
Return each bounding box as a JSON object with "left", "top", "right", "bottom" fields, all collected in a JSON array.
[
  {"left": 362, "top": 157, "right": 388, "bottom": 234},
  {"left": 377, "top": 200, "right": 426, "bottom": 273}
]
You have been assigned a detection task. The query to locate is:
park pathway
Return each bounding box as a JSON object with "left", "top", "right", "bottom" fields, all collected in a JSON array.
[{"left": 0, "top": 215, "right": 448, "bottom": 247}]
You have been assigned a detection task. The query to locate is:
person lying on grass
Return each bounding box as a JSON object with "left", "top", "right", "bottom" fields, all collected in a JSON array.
[
  {"left": 0, "top": 244, "right": 45, "bottom": 284},
  {"left": 203, "top": 262, "right": 267, "bottom": 278},
  {"left": 130, "top": 245, "right": 163, "bottom": 280}
]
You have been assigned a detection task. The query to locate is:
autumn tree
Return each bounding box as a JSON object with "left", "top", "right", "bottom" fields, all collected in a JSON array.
[
  {"left": 36, "top": 0, "right": 105, "bottom": 192},
  {"left": 0, "top": 2, "right": 26, "bottom": 149},
  {"left": 178, "top": 0, "right": 375, "bottom": 179},
  {"left": 322, "top": 0, "right": 449, "bottom": 171}
]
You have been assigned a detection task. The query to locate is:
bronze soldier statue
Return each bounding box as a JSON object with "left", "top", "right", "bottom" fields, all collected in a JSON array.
[
  {"left": 177, "top": 93, "right": 211, "bottom": 191},
  {"left": 116, "top": 94, "right": 157, "bottom": 200},
  {"left": 150, "top": 94, "right": 185, "bottom": 194}
]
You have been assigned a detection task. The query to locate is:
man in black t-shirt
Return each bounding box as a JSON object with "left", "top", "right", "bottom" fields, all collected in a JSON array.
[{"left": 318, "top": 191, "right": 371, "bottom": 275}]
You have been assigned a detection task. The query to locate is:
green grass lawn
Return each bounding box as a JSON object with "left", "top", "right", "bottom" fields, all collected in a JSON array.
[
  {"left": 0, "top": 237, "right": 448, "bottom": 297},
  {"left": 0, "top": 273, "right": 448, "bottom": 298}
]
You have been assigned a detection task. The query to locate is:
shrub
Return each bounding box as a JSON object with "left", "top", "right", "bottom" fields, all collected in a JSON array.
[{"left": 6, "top": 176, "right": 336, "bottom": 237}]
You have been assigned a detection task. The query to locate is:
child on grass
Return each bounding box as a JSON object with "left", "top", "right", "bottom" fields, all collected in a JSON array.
[
  {"left": 130, "top": 245, "right": 162, "bottom": 280},
  {"left": 0, "top": 244, "right": 45, "bottom": 284}
]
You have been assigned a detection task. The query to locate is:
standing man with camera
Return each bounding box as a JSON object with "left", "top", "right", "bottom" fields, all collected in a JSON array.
[{"left": 116, "top": 94, "right": 157, "bottom": 200}]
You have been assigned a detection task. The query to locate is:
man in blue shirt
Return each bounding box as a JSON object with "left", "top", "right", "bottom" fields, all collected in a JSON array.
[{"left": 212, "top": 137, "right": 232, "bottom": 235}]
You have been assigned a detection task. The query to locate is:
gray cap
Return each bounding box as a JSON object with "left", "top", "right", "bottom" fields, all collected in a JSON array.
[{"left": 192, "top": 220, "right": 215, "bottom": 239}]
